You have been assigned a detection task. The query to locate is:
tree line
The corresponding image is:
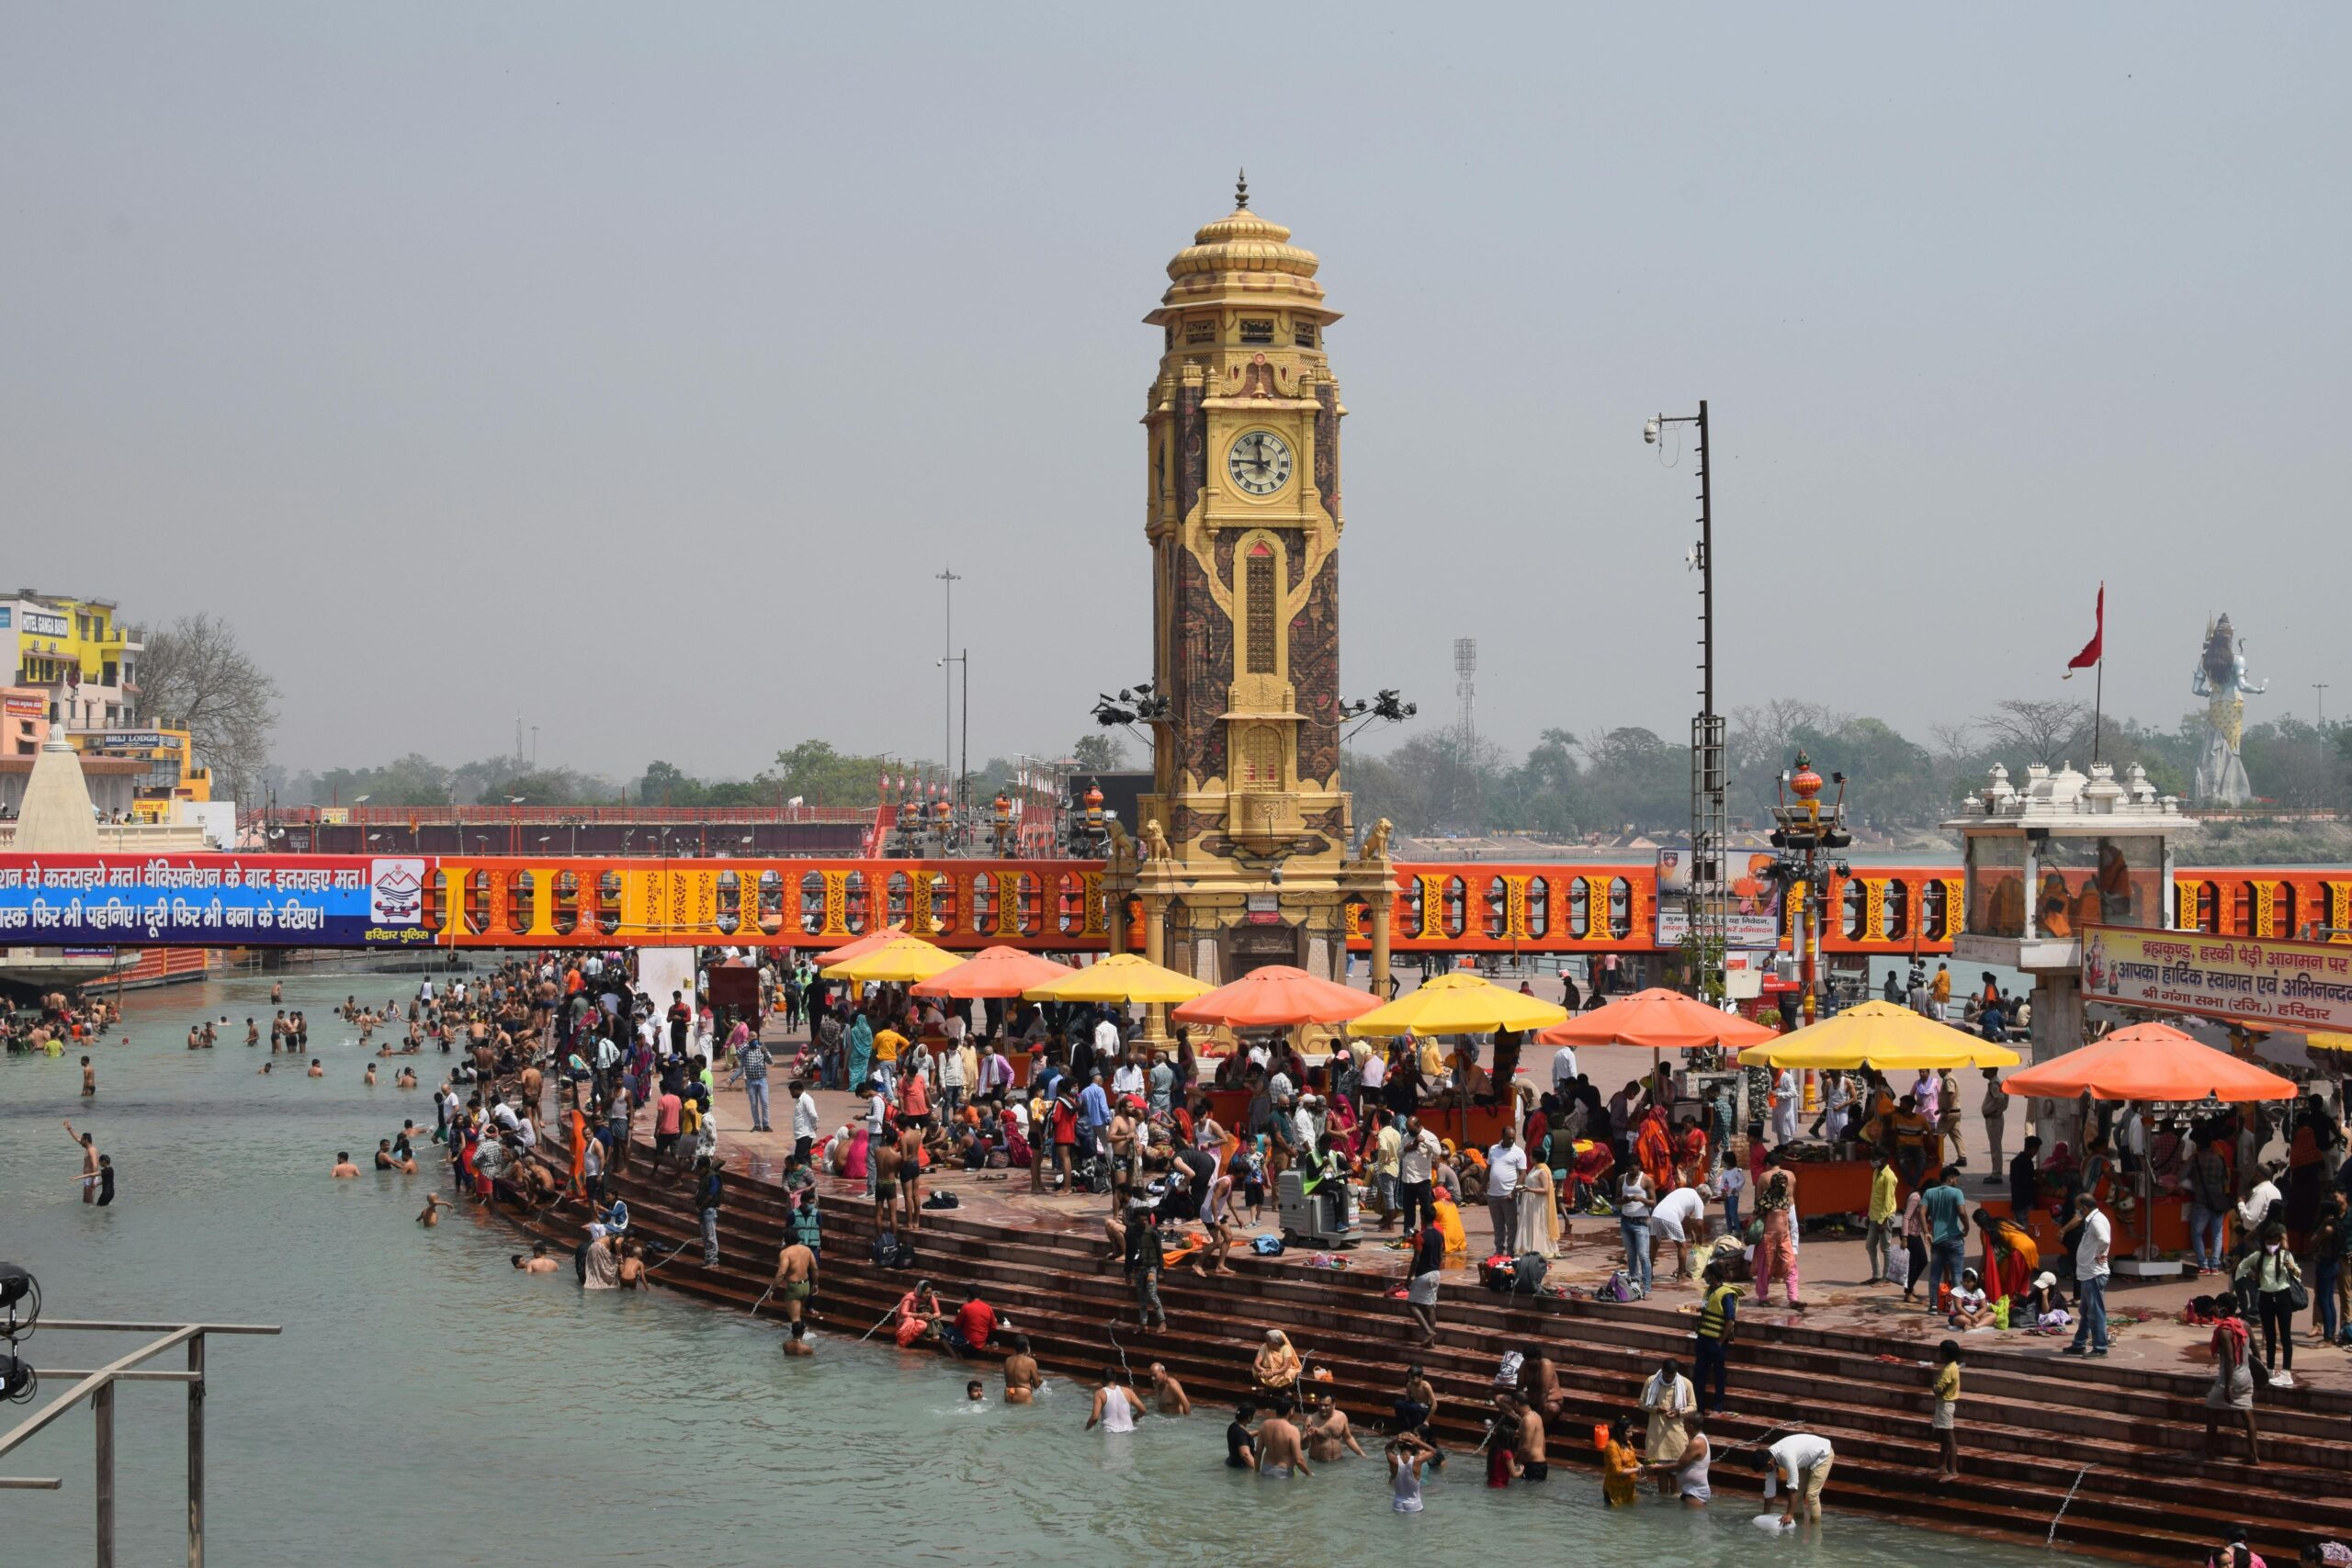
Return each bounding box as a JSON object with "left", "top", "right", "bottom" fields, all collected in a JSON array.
[
  {"left": 274, "top": 702, "right": 2349, "bottom": 837},
  {"left": 1345, "top": 697, "right": 2352, "bottom": 840}
]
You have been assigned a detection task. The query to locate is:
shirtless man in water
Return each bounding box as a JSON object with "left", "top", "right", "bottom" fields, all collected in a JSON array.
[
  {"left": 1501, "top": 1390, "right": 1549, "bottom": 1481},
  {"left": 1001, "top": 1334, "right": 1042, "bottom": 1403},
  {"left": 418, "top": 1194, "right": 454, "bottom": 1226},
  {"left": 772, "top": 1241, "right": 819, "bottom": 1356},
  {"left": 308, "top": 1059, "right": 324, "bottom": 1078},
  {"left": 332, "top": 1151, "right": 360, "bottom": 1178},
  {"left": 1254, "top": 1397, "right": 1312, "bottom": 1477},
  {"left": 514, "top": 1243, "right": 560, "bottom": 1274},
  {"left": 1304, "top": 1390, "right": 1367, "bottom": 1462},
  {"left": 1146, "top": 1361, "right": 1193, "bottom": 1416},
  {"left": 65, "top": 1122, "right": 100, "bottom": 1202}
]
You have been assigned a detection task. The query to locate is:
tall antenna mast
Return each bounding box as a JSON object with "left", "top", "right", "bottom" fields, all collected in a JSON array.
[{"left": 1453, "top": 637, "right": 1478, "bottom": 748}]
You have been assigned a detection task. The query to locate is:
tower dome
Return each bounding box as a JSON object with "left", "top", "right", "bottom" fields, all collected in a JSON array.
[{"left": 1159, "top": 171, "right": 1328, "bottom": 313}]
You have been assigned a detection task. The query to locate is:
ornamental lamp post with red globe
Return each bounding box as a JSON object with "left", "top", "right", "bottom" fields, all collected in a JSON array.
[{"left": 1765, "top": 750, "right": 1852, "bottom": 1026}]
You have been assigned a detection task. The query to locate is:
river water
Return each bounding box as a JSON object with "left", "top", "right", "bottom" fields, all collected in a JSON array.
[{"left": 2, "top": 967, "right": 2094, "bottom": 1567}]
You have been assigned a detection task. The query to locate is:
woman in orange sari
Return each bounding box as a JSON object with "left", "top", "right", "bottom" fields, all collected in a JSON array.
[
  {"left": 1634, "top": 1107, "right": 1676, "bottom": 1194},
  {"left": 566, "top": 1106, "right": 589, "bottom": 1199},
  {"left": 1973, "top": 1208, "right": 2037, "bottom": 1311}
]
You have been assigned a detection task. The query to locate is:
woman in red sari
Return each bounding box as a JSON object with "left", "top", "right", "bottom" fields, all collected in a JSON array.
[
  {"left": 1325, "top": 1091, "right": 1361, "bottom": 1160},
  {"left": 1674, "top": 1117, "right": 1710, "bottom": 1188}
]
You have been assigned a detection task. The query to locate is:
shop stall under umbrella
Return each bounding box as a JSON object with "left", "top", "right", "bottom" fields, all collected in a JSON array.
[{"left": 2001, "top": 1021, "right": 2298, "bottom": 1274}]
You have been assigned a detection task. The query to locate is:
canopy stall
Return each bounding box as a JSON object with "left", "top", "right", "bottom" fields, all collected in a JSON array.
[
  {"left": 910, "top": 945, "right": 1077, "bottom": 999},
  {"left": 2002, "top": 1021, "right": 2298, "bottom": 1269}
]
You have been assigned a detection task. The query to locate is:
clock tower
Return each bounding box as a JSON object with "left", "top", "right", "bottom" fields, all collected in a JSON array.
[{"left": 1122, "top": 176, "right": 1393, "bottom": 991}]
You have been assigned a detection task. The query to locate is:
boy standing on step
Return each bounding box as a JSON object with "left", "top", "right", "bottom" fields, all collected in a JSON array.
[{"left": 1930, "top": 1339, "right": 1962, "bottom": 1482}]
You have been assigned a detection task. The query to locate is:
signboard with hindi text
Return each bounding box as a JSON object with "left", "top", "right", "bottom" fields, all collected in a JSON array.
[
  {"left": 2081, "top": 925, "right": 2352, "bottom": 1032},
  {"left": 0, "top": 854, "right": 433, "bottom": 948}
]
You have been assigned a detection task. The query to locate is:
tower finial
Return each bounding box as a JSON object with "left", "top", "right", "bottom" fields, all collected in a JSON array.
[{"left": 1235, "top": 167, "right": 1249, "bottom": 209}]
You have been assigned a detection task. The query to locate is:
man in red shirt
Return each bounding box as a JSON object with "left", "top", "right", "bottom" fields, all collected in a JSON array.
[
  {"left": 653, "top": 1089, "right": 684, "bottom": 1169},
  {"left": 944, "top": 1294, "right": 998, "bottom": 1357}
]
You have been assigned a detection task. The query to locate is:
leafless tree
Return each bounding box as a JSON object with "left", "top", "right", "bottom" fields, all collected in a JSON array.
[
  {"left": 130, "top": 614, "right": 280, "bottom": 804},
  {"left": 1729, "top": 699, "right": 1841, "bottom": 770},
  {"left": 1974, "top": 698, "right": 2087, "bottom": 766},
  {"left": 1927, "top": 720, "right": 1978, "bottom": 764}
]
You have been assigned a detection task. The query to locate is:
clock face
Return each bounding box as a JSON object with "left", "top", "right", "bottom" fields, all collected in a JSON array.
[{"left": 1227, "top": 430, "right": 1293, "bottom": 496}]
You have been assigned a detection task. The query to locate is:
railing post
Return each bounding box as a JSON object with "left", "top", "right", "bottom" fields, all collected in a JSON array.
[
  {"left": 93, "top": 1380, "right": 115, "bottom": 1568},
  {"left": 187, "top": 1334, "right": 205, "bottom": 1568}
]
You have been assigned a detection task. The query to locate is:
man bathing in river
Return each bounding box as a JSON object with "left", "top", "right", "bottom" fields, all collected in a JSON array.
[
  {"left": 1252, "top": 1397, "right": 1311, "bottom": 1477},
  {"left": 1146, "top": 1361, "right": 1191, "bottom": 1416},
  {"left": 417, "top": 1194, "right": 454, "bottom": 1226},
  {"left": 64, "top": 1122, "right": 100, "bottom": 1202},
  {"left": 1304, "top": 1390, "right": 1367, "bottom": 1462},
  {"left": 1086, "top": 1367, "right": 1143, "bottom": 1433},
  {"left": 332, "top": 1150, "right": 360, "bottom": 1178},
  {"left": 772, "top": 1240, "right": 818, "bottom": 1355},
  {"left": 1001, "top": 1335, "right": 1041, "bottom": 1403},
  {"left": 513, "top": 1242, "right": 560, "bottom": 1273}
]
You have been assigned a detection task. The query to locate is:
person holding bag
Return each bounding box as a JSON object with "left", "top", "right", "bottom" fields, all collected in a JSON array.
[{"left": 2233, "top": 1220, "right": 2306, "bottom": 1386}]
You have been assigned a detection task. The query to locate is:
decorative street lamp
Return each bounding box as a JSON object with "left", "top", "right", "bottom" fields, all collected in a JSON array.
[{"left": 1762, "top": 750, "right": 1851, "bottom": 1026}]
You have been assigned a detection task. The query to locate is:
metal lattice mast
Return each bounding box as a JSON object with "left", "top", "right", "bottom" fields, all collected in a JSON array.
[{"left": 1453, "top": 637, "right": 1477, "bottom": 748}]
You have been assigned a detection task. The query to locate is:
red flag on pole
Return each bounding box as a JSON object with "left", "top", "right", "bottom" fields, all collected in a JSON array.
[{"left": 2063, "top": 583, "right": 2103, "bottom": 679}]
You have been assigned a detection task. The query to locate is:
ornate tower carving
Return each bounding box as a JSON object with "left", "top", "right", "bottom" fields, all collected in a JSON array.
[{"left": 1127, "top": 176, "right": 1378, "bottom": 987}]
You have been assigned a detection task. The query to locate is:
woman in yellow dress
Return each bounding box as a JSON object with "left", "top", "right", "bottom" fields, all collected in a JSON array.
[
  {"left": 1251, "top": 1328, "right": 1303, "bottom": 1393},
  {"left": 1600, "top": 1415, "right": 1644, "bottom": 1506}
]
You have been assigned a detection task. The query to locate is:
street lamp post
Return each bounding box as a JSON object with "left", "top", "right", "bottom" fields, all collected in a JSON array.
[
  {"left": 939, "top": 649, "right": 969, "bottom": 844},
  {"left": 1645, "top": 402, "right": 1726, "bottom": 999}
]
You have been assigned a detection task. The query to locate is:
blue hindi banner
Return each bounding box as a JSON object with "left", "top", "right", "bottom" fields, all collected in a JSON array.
[{"left": 0, "top": 854, "right": 436, "bottom": 948}]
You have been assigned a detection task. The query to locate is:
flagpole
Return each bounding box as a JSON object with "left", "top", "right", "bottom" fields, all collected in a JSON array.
[{"left": 2093, "top": 656, "right": 2103, "bottom": 765}]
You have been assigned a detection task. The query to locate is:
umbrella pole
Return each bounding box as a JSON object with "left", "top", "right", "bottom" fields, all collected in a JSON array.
[{"left": 2137, "top": 1100, "right": 2156, "bottom": 1264}]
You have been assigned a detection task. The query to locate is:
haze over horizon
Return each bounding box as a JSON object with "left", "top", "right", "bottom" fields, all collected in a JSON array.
[{"left": 6, "top": 6, "right": 2345, "bottom": 783}]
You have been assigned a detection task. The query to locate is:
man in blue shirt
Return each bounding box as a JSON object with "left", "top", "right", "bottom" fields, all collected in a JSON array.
[
  {"left": 1921, "top": 1166, "right": 1970, "bottom": 1316},
  {"left": 1080, "top": 1072, "right": 1113, "bottom": 1160}
]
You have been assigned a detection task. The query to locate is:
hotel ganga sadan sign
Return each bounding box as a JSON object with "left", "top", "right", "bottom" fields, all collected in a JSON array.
[{"left": 2081, "top": 926, "right": 2352, "bottom": 1032}]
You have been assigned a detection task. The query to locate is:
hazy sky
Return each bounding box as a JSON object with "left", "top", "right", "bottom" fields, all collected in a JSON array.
[{"left": 7, "top": 6, "right": 2346, "bottom": 784}]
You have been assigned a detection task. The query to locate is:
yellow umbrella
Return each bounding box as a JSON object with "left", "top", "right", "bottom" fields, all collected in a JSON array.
[
  {"left": 1736, "top": 999, "right": 2019, "bottom": 1071},
  {"left": 821, "top": 935, "right": 960, "bottom": 985},
  {"left": 1345, "top": 973, "right": 1568, "bottom": 1038},
  {"left": 1021, "top": 951, "right": 1215, "bottom": 1005}
]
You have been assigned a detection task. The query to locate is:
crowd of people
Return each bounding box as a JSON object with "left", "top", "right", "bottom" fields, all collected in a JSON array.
[{"left": 30, "top": 939, "right": 2347, "bottom": 1551}]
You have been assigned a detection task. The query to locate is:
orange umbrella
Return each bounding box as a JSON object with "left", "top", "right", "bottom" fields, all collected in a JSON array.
[
  {"left": 910, "top": 945, "right": 1077, "bottom": 999},
  {"left": 1170, "top": 965, "right": 1381, "bottom": 1029},
  {"left": 811, "top": 924, "right": 910, "bottom": 968},
  {"left": 2000, "top": 1022, "right": 2298, "bottom": 1103},
  {"left": 1534, "top": 987, "right": 1778, "bottom": 1052}
]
